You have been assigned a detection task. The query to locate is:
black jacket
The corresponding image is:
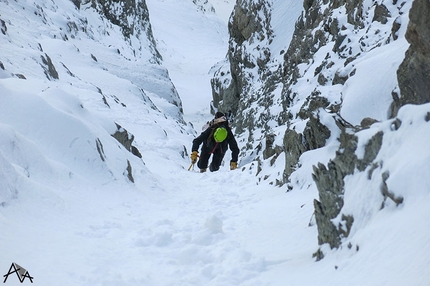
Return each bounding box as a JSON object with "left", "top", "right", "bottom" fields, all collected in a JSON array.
[{"left": 192, "top": 124, "right": 239, "bottom": 162}]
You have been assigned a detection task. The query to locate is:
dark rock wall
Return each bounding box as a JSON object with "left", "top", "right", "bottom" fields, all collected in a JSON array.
[
  {"left": 212, "top": 0, "right": 410, "bottom": 185},
  {"left": 211, "top": 0, "right": 277, "bottom": 137},
  {"left": 213, "top": 0, "right": 427, "bottom": 257},
  {"left": 392, "top": 0, "right": 430, "bottom": 117},
  {"left": 279, "top": 0, "right": 407, "bottom": 182},
  {"left": 87, "top": 0, "right": 162, "bottom": 63}
]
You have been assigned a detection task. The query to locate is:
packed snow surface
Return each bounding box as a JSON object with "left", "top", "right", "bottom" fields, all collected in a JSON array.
[{"left": 0, "top": 0, "right": 429, "bottom": 285}]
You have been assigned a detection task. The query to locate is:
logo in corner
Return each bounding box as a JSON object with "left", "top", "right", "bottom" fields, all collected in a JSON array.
[{"left": 3, "top": 262, "right": 33, "bottom": 283}]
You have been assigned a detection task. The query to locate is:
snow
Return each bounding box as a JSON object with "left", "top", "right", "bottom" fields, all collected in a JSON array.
[
  {"left": 340, "top": 39, "right": 410, "bottom": 125},
  {"left": 0, "top": 0, "right": 429, "bottom": 285},
  {"left": 146, "top": 0, "right": 232, "bottom": 123}
]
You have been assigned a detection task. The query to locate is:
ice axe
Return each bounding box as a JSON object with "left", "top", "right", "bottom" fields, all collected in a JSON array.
[{"left": 188, "top": 162, "right": 195, "bottom": 171}]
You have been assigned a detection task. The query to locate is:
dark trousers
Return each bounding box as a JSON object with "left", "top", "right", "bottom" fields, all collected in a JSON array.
[{"left": 197, "top": 144, "right": 225, "bottom": 172}]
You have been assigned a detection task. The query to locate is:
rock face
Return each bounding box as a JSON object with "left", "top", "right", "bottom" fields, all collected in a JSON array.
[
  {"left": 285, "top": 0, "right": 413, "bottom": 256},
  {"left": 211, "top": 0, "right": 277, "bottom": 138},
  {"left": 312, "top": 127, "right": 383, "bottom": 251},
  {"left": 89, "top": 0, "right": 161, "bottom": 62},
  {"left": 213, "top": 0, "right": 424, "bottom": 257},
  {"left": 392, "top": 0, "right": 430, "bottom": 117},
  {"left": 279, "top": 0, "right": 407, "bottom": 181},
  {"left": 40, "top": 53, "right": 59, "bottom": 80},
  {"left": 283, "top": 93, "right": 331, "bottom": 180},
  {"left": 111, "top": 123, "right": 143, "bottom": 159},
  {"left": 211, "top": 0, "right": 411, "bottom": 183}
]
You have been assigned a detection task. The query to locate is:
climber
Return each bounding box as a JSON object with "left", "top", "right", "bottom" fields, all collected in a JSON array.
[{"left": 190, "top": 112, "right": 239, "bottom": 172}]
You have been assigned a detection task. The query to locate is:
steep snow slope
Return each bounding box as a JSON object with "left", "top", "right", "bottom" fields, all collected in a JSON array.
[
  {"left": 0, "top": 0, "right": 429, "bottom": 285},
  {"left": 212, "top": 0, "right": 430, "bottom": 282},
  {"left": 0, "top": 0, "right": 190, "bottom": 195},
  {"left": 146, "top": 0, "right": 234, "bottom": 127}
]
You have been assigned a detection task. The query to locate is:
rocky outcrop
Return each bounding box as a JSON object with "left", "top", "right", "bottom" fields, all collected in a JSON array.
[
  {"left": 310, "top": 0, "right": 427, "bottom": 256},
  {"left": 392, "top": 0, "right": 430, "bottom": 117},
  {"left": 281, "top": 0, "right": 386, "bottom": 87},
  {"left": 79, "top": 0, "right": 184, "bottom": 120},
  {"left": 40, "top": 53, "right": 59, "bottom": 80},
  {"left": 292, "top": 0, "right": 410, "bottom": 255},
  {"left": 211, "top": 0, "right": 275, "bottom": 128},
  {"left": 211, "top": 0, "right": 292, "bottom": 187},
  {"left": 312, "top": 126, "right": 383, "bottom": 250},
  {"left": 210, "top": 65, "right": 239, "bottom": 117},
  {"left": 213, "top": 0, "right": 410, "bottom": 183},
  {"left": 284, "top": 0, "right": 408, "bottom": 183},
  {"left": 111, "top": 123, "right": 142, "bottom": 159},
  {"left": 280, "top": 0, "right": 388, "bottom": 154},
  {"left": 215, "top": 0, "right": 418, "bottom": 257},
  {"left": 283, "top": 93, "right": 331, "bottom": 181},
  {"left": 88, "top": 0, "right": 161, "bottom": 62}
]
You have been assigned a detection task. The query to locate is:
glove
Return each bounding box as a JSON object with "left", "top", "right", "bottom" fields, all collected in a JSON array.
[
  {"left": 230, "top": 161, "right": 237, "bottom": 170},
  {"left": 190, "top": 151, "right": 199, "bottom": 163}
]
